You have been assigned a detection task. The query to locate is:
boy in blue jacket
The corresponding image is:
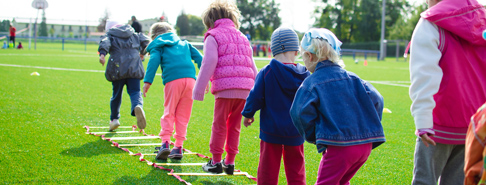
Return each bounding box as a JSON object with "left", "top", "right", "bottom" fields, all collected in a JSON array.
[{"left": 242, "top": 27, "right": 310, "bottom": 185}]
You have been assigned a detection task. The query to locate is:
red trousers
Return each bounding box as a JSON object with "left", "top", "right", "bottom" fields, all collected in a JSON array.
[{"left": 258, "top": 140, "right": 306, "bottom": 185}]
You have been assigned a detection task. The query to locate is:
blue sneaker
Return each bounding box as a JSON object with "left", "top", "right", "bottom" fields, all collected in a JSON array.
[
  {"left": 168, "top": 147, "right": 183, "bottom": 159},
  {"left": 156, "top": 141, "right": 170, "bottom": 160}
]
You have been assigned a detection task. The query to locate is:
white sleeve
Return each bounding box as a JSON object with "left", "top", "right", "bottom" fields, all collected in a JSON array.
[{"left": 409, "top": 18, "right": 442, "bottom": 130}]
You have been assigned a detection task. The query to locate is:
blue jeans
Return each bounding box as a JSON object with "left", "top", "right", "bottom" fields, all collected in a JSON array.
[{"left": 110, "top": 78, "right": 143, "bottom": 121}]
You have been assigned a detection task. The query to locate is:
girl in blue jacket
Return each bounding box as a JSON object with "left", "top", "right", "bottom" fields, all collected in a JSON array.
[
  {"left": 143, "top": 22, "right": 203, "bottom": 160},
  {"left": 290, "top": 28, "right": 385, "bottom": 185}
]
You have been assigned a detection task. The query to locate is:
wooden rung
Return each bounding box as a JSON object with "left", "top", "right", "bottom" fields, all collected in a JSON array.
[
  {"left": 104, "top": 136, "right": 159, "bottom": 140},
  {"left": 129, "top": 153, "right": 198, "bottom": 156},
  {"left": 87, "top": 131, "right": 138, "bottom": 134},
  {"left": 112, "top": 143, "right": 161, "bottom": 147},
  {"left": 153, "top": 163, "right": 206, "bottom": 166},
  {"left": 87, "top": 126, "right": 133, "bottom": 129},
  {"left": 168, "top": 172, "right": 248, "bottom": 176}
]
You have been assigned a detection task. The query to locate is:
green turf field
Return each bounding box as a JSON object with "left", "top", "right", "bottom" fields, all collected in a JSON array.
[{"left": 0, "top": 44, "right": 414, "bottom": 184}]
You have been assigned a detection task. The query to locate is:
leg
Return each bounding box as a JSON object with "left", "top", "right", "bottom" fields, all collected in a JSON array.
[
  {"left": 209, "top": 98, "right": 232, "bottom": 163},
  {"left": 339, "top": 143, "right": 372, "bottom": 185},
  {"left": 110, "top": 79, "right": 125, "bottom": 121},
  {"left": 125, "top": 78, "right": 142, "bottom": 116},
  {"left": 158, "top": 80, "right": 182, "bottom": 143},
  {"left": 258, "top": 140, "right": 283, "bottom": 185},
  {"left": 412, "top": 138, "right": 451, "bottom": 185},
  {"left": 173, "top": 78, "right": 195, "bottom": 147},
  {"left": 439, "top": 144, "right": 465, "bottom": 185},
  {"left": 224, "top": 99, "right": 245, "bottom": 164},
  {"left": 315, "top": 144, "right": 371, "bottom": 185},
  {"left": 283, "top": 144, "right": 306, "bottom": 185}
]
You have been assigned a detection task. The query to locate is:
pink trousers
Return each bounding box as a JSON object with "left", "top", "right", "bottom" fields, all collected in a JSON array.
[
  {"left": 159, "top": 78, "right": 195, "bottom": 147},
  {"left": 316, "top": 143, "right": 372, "bottom": 185},
  {"left": 209, "top": 98, "right": 245, "bottom": 164},
  {"left": 258, "top": 140, "right": 306, "bottom": 185}
]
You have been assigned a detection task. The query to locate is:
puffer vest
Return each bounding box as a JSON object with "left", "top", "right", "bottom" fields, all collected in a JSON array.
[
  {"left": 204, "top": 19, "right": 255, "bottom": 94},
  {"left": 422, "top": 0, "right": 486, "bottom": 144}
]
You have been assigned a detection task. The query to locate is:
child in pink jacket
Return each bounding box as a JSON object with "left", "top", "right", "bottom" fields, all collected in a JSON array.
[{"left": 194, "top": 0, "right": 257, "bottom": 175}]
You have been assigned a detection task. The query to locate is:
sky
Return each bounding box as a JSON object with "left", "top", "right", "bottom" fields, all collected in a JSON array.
[{"left": 1, "top": 0, "right": 485, "bottom": 33}]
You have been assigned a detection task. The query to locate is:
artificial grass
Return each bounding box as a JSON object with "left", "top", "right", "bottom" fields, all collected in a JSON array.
[{"left": 0, "top": 46, "right": 414, "bottom": 184}]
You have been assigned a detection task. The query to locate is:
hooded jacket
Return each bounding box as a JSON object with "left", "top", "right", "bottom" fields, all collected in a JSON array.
[
  {"left": 409, "top": 0, "right": 486, "bottom": 144},
  {"left": 98, "top": 25, "right": 150, "bottom": 82},
  {"left": 242, "top": 59, "right": 310, "bottom": 146},
  {"left": 143, "top": 32, "right": 203, "bottom": 85}
]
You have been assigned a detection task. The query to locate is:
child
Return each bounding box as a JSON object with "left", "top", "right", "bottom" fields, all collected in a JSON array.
[
  {"left": 17, "top": 42, "right": 23, "bottom": 49},
  {"left": 290, "top": 28, "right": 385, "bottom": 185},
  {"left": 465, "top": 102, "right": 486, "bottom": 185},
  {"left": 408, "top": 0, "right": 486, "bottom": 184},
  {"left": 2, "top": 41, "right": 7, "bottom": 49},
  {"left": 241, "top": 27, "right": 310, "bottom": 185},
  {"left": 143, "top": 22, "right": 203, "bottom": 160},
  {"left": 98, "top": 20, "right": 150, "bottom": 131},
  {"left": 194, "top": 0, "right": 258, "bottom": 175}
]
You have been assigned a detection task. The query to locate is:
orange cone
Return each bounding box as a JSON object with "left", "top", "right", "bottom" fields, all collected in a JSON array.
[{"left": 363, "top": 60, "right": 368, "bottom": 66}]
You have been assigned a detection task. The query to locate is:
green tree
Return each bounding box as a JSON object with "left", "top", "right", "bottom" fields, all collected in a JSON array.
[
  {"left": 97, "top": 9, "right": 110, "bottom": 32},
  {"left": 388, "top": 2, "right": 426, "bottom": 41},
  {"left": 39, "top": 10, "right": 48, "bottom": 37},
  {"left": 238, "top": 0, "right": 281, "bottom": 40},
  {"left": 187, "top": 15, "right": 205, "bottom": 36},
  {"left": 0, "top": 20, "right": 10, "bottom": 32},
  {"left": 176, "top": 10, "right": 190, "bottom": 36}
]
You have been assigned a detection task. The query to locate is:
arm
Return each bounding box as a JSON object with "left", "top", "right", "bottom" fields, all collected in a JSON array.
[
  {"left": 98, "top": 35, "right": 111, "bottom": 66},
  {"left": 362, "top": 80, "right": 384, "bottom": 121},
  {"left": 241, "top": 68, "right": 266, "bottom": 126},
  {"left": 290, "top": 86, "right": 319, "bottom": 143},
  {"left": 139, "top": 33, "right": 150, "bottom": 55},
  {"left": 188, "top": 43, "right": 203, "bottom": 69},
  {"left": 193, "top": 36, "right": 218, "bottom": 101},
  {"left": 409, "top": 18, "right": 442, "bottom": 146},
  {"left": 143, "top": 48, "right": 162, "bottom": 85}
]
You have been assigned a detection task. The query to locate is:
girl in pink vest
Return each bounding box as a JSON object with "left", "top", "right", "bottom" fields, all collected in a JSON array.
[
  {"left": 409, "top": 0, "right": 486, "bottom": 184},
  {"left": 194, "top": 1, "right": 257, "bottom": 175}
]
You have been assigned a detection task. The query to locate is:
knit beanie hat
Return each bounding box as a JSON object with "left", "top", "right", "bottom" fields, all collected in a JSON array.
[
  {"left": 105, "top": 20, "right": 121, "bottom": 31},
  {"left": 271, "top": 27, "right": 299, "bottom": 56}
]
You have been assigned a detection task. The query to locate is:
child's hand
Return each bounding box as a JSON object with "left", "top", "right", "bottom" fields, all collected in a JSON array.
[
  {"left": 143, "top": 83, "right": 151, "bottom": 97},
  {"left": 205, "top": 82, "right": 210, "bottom": 94},
  {"left": 99, "top": 54, "right": 105, "bottom": 66},
  {"left": 139, "top": 54, "right": 144, "bottom": 61},
  {"left": 243, "top": 117, "right": 254, "bottom": 127},
  {"left": 420, "top": 134, "right": 436, "bottom": 147}
]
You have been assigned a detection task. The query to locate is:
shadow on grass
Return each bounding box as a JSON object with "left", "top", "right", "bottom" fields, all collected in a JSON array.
[
  {"left": 60, "top": 139, "right": 125, "bottom": 158},
  {"left": 111, "top": 167, "right": 184, "bottom": 184}
]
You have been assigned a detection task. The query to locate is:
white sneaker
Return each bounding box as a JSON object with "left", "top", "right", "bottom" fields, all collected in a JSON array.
[
  {"left": 134, "top": 106, "right": 146, "bottom": 129},
  {"left": 109, "top": 119, "right": 120, "bottom": 131}
]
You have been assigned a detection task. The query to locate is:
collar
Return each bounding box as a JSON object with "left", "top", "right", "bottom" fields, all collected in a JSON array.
[{"left": 315, "top": 60, "right": 340, "bottom": 71}]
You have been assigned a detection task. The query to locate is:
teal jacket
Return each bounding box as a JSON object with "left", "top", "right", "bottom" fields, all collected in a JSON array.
[{"left": 144, "top": 32, "right": 203, "bottom": 85}]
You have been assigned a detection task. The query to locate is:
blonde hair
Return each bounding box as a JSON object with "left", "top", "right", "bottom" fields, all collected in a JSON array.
[
  {"left": 201, "top": 0, "right": 241, "bottom": 29},
  {"left": 301, "top": 38, "right": 345, "bottom": 68},
  {"left": 150, "top": 22, "right": 174, "bottom": 40}
]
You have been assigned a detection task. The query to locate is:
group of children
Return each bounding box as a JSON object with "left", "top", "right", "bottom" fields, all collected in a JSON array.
[
  {"left": 2, "top": 41, "right": 23, "bottom": 49},
  {"left": 97, "top": 0, "right": 486, "bottom": 184}
]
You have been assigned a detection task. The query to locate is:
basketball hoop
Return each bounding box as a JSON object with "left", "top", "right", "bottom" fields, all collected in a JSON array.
[{"left": 31, "top": 0, "right": 48, "bottom": 10}]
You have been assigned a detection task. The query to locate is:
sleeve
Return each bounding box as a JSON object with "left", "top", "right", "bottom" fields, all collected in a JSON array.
[
  {"left": 409, "top": 18, "right": 443, "bottom": 130},
  {"left": 98, "top": 35, "right": 111, "bottom": 56},
  {"left": 193, "top": 36, "right": 218, "bottom": 101},
  {"left": 143, "top": 48, "right": 162, "bottom": 84},
  {"left": 241, "top": 68, "right": 266, "bottom": 118},
  {"left": 188, "top": 42, "right": 203, "bottom": 69},
  {"left": 290, "top": 85, "right": 319, "bottom": 143},
  {"left": 139, "top": 33, "right": 150, "bottom": 55},
  {"left": 363, "top": 80, "right": 384, "bottom": 121}
]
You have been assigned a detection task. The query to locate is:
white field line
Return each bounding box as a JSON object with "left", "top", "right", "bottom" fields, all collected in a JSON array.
[
  {"left": 0, "top": 53, "right": 95, "bottom": 57},
  {"left": 0, "top": 63, "right": 408, "bottom": 87}
]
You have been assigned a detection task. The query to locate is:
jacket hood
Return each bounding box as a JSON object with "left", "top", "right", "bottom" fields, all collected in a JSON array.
[
  {"left": 421, "top": 0, "right": 486, "bottom": 45},
  {"left": 146, "top": 32, "right": 180, "bottom": 53},
  {"left": 269, "top": 59, "right": 309, "bottom": 92},
  {"left": 107, "top": 25, "right": 136, "bottom": 39}
]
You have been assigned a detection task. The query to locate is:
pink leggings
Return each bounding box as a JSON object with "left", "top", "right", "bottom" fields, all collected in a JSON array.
[
  {"left": 316, "top": 143, "right": 372, "bottom": 185},
  {"left": 159, "top": 78, "right": 195, "bottom": 147},
  {"left": 258, "top": 140, "right": 306, "bottom": 185},
  {"left": 209, "top": 98, "right": 245, "bottom": 164}
]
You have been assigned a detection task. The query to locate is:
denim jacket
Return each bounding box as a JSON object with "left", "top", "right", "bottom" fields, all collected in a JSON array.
[{"left": 290, "top": 60, "right": 385, "bottom": 153}]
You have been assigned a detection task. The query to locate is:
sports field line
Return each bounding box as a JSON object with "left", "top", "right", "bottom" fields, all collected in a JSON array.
[
  {"left": 367, "top": 80, "right": 410, "bottom": 88},
  {"left": 0, "top": 53, "right": 95, "bottom": 57}
]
